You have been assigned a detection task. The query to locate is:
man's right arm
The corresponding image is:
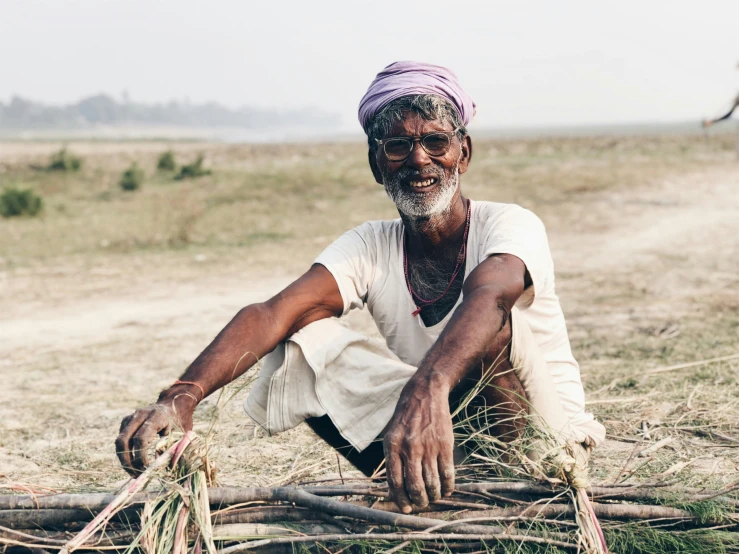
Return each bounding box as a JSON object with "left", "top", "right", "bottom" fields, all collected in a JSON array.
[{"left": 115, "top": 263, "right": 343, "bottom": 474}]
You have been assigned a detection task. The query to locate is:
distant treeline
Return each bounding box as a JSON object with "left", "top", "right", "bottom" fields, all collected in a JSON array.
[{"left": 0, "top": 94, "right": 341, "bottom": 129}]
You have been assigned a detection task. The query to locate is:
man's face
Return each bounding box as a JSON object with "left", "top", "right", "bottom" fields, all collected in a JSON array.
[{"left": 371, "top": 112, "right": 470, "bottom": 218}]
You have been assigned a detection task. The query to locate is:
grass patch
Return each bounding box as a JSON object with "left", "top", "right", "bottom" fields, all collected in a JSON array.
[
  {"left": 120, "top": 163, "right": 145, "bottom": 192},
  {"left": 175, "top": 154, "right": 211, "bottom": 180},
  {"left": 0, "top": 187, "right": 43, "bottom": 217},
  {"left": 604, "top": 525, "right": 739, "bottom": 554},
  {"left": 48, "top": 147, "right": 83, "bottom": 171},
  {"left": 157, "top": 150, "right": 177, "bottom": 172}
]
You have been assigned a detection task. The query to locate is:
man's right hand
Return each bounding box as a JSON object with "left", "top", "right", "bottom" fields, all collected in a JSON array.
[{"left": 115, "top": 390, "right": 198, "bottom": 475}]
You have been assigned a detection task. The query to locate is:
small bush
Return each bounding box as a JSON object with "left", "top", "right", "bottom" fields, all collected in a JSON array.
[
  {"left": 174, "top": 155, "right": 211, "bottom": 180},
  {"left": 157, "top": 150, "right": 176, "bottom": 171},
  {"left": 48, "top": 148, "right": 82, "bottom": 171},
  {"left": 120, "top": 163, "right": 145, "bottom": 191},
  {"left": 0, "top": 187, "right": 43, "bottom": 217}
]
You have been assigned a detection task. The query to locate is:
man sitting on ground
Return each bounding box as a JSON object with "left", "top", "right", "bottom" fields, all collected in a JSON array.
[{"left": 117, "top": 61, "right": 605, "bottom": 514}]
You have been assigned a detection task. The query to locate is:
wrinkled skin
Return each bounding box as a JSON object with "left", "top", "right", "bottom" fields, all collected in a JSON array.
[
  {"left": 116, "top": 390, "right": 196, "bottom": 474},
  {"left": 117, "top": 111, "right": 529, "bottom": 515}
]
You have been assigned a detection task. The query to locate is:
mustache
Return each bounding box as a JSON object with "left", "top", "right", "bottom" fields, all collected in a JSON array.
[{"left": 387, "top": 166, "right": 446, "bottom": 182}]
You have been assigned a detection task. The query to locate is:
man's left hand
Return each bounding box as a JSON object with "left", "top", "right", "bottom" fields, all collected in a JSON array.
[{"left": 383, "top": 379, "right": 455, "bottom": 513}]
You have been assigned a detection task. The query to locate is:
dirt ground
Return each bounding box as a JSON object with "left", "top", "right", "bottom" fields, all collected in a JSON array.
[{"left": 1, "top": 134, "right": 738, "bottom": 494}]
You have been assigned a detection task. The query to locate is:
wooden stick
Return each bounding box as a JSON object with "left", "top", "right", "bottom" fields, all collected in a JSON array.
[
  {"left": 644, "top": 353, "right": 739, "bottom": 375},
  {"left": 216, "top": 531, "right": 578, "bottom": 553},
  {"left": 447, "top": 502, "right": 739, "bottom": 524},
  {"left": 3, "top": 481, "right": 735, "bottom": 511},
  {"left": 245, "top": 487, "right": 508, "bottom": 535},
  {"left": 0, "top": 507, "right": 139, "bottom": 529}
]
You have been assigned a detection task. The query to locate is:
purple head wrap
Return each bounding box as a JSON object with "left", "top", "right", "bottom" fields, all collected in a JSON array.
[{"left": 358, "top": 61, "right": 476, "bottom": 133}]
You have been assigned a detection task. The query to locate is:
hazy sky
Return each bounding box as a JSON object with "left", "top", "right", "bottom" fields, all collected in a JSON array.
[{"left": 2, "top": 0, "right": 738, "bottom": 130}]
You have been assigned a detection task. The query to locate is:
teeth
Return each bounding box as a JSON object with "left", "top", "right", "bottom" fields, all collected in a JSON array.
[{"left": 409, "top": 179, "right": 435, "bottom": 188}]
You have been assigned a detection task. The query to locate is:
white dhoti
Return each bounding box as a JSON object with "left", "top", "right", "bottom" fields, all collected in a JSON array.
[{"left": 245, "top": 307, "right": 605, "bottom": 453}]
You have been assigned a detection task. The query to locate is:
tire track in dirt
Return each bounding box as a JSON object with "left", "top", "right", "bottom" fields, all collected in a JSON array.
[{"left": 554, "top": 167, "right": 739, "bottom": 273}]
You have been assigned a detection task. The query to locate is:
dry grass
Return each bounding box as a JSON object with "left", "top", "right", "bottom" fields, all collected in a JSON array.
[{"left": 1, "top": 133, "right": 738, "bottom": 503}]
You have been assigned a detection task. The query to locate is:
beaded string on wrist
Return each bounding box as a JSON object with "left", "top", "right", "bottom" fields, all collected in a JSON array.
[{"left": 171, "top": 380, "right": 206, "bottom": 401}]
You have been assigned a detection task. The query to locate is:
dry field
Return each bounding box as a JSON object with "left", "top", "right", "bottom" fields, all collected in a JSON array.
[{"left": 1, "top": 133, "right": 738, "bottom": 498}]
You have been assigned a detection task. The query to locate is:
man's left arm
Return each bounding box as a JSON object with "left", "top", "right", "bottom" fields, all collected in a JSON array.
[{"left": 383, "top": 253, "right": 527, "bottom": 513}]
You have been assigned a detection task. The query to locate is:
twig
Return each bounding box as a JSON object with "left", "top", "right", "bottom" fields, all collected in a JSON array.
[
  {"left": 687, "top": 384, "right": 700, "bottom": 409},
  {"left": 644, "top": 353, "right": 739, "bottom": 375},
  {"left": 612, "top": 441, "right": 643, "bottom": 484},
  {"left": 335, "top": 453, "right": 344, "bottom": 485},
  {"left": 637, "top": 437, "right": 674, "bottom": 457},
  {"left": 586, "top": 394, "right": 657, "bottom": 405}
]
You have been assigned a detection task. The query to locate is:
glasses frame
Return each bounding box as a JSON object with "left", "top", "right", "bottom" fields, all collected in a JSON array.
[{"left": 375, "top": 127, "right": 462, "bottom": 161}]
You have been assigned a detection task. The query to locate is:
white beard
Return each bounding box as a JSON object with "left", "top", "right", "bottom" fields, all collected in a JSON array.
[{"left": 383, "top": 163, "right": 460, "bottom": 218}]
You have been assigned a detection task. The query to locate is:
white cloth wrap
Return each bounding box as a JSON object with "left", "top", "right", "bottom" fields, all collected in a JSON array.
[{"left": 245, "top": 308, "right": 605, "bottom": 452}]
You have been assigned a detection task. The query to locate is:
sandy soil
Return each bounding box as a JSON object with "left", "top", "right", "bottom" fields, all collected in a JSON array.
[{"left": 2, "top": 144, "right": 738, "bottom": 493}]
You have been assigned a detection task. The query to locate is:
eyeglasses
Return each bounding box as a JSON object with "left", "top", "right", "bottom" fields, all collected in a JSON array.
[{"left": 375, "top": 128, "right": 461, "bottom": 161}]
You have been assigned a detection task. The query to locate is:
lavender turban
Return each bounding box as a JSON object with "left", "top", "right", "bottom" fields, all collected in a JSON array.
[{"left": 358, "top": 61, "right": 476, "bottom": 133}]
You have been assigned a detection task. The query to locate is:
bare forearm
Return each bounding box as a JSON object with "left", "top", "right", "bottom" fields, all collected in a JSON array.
[
  {"left": 164, "top": 303, "right": 284, "bottom": 399},
  {"left": 411, "top": 286, "right": 510, "bottom": 392}
]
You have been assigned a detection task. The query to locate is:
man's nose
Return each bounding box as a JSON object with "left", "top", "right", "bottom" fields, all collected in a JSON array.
[{"left": 404, "top": 139, "right": 432, "bottom": 169}]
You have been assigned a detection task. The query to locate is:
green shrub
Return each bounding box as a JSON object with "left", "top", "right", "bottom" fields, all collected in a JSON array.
[
  {"left": 157, "top": 150, "right": 176, "bottom": 171},
  {"left": 174, "top": 154, "right": 211, "bottom": 180},
  {"left": 120, "top": 163, "right": 145, "bottom": 191},
  {"left": 48, "top": 148, "right": 82, "bottom": 171},
  {"left": 0, "top": 187, "right": 43, "bottom": 217}
]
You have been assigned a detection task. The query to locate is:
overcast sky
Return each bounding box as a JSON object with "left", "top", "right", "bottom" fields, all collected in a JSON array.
[{"left": 2, "top": 0, "right": 738, "bottom": 131}]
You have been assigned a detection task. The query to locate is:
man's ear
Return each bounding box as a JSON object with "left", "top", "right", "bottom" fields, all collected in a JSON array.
[
  {"left": 458, "top": 135, "right": 473, "bottom": 175},
  {"left": 368, "top": 149, "right": 384, "bottom": 185}
]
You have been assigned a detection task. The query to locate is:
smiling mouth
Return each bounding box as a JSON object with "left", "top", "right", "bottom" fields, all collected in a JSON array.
[{"left": 407, "top": 177, "right": 438, "bottom": 189}]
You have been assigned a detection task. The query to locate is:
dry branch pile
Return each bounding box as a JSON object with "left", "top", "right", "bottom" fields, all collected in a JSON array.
[
  {"left": 1, "top": 433, "right": 738, "bottom": 554},
  {"left": 3, "top": 366, "right": 738, "bottom": 554}
]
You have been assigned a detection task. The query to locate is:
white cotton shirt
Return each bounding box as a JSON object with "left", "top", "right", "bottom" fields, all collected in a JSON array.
[{"left": 314, "top": 200, "right": 588, "bottom": 421}]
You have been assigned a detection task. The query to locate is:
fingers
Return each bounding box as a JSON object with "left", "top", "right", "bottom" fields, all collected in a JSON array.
[
  {"left": 115, "top": 410, "right": 150, "bottom": 475},
  {"left": 130, "top": 420, "right": 160, "bottom": 473},
  {"left": 119, "top": 414, "right": 133, "bottom": 434},
  {"left": 423, "top": 457, "right": 442, "bottom": 503},
  {"left": 404, "top": 458, "right": 429, "bottom": 508},
  {"left": 384, "top": 441, "right": 412, "bottom": 514},
  {"left": 439, "top": 447, "right": 455, "bottom": 497},
  {"left": 116, "top": 407, "right": 173, "bottom": 475}
]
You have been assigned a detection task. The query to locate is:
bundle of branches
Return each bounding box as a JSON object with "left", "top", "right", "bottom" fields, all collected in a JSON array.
[
  {"left": 2, "top": 435, "right": 738, "bottom": 553},
  {"left": 2, "top": 364, "right": 737, "bottom": 553}
]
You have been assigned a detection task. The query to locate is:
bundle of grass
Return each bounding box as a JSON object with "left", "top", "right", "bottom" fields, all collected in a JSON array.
[
  {"left": 0, "top": 187, "right": 43, "bottom": 218},
  {"left": 120, "top": 163, "right": 145, "bottom": 191},
  {"left": 48, "top": 147, "right": 82, "bottom": 172},
  {"left": 56, "top": 431, "right": 217, "bottom": 554},
  {"left": 450, "top": 361, "right": 608, "bottom": 553},
  {"left": 174, "top": 154, "right": 211, "bottom": 180},
  {"left": 157, "top": 150, "right": 177, "bottom": 172}
]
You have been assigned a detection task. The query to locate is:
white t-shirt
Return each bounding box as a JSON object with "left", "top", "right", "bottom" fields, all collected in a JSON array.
[{"left": 315, "top": 200, "right": 586, "bottom": 418}]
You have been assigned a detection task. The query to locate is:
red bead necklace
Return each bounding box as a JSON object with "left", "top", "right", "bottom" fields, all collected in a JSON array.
[{"left": 403, "top": 200, "right": 472, "bottom": 317}]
